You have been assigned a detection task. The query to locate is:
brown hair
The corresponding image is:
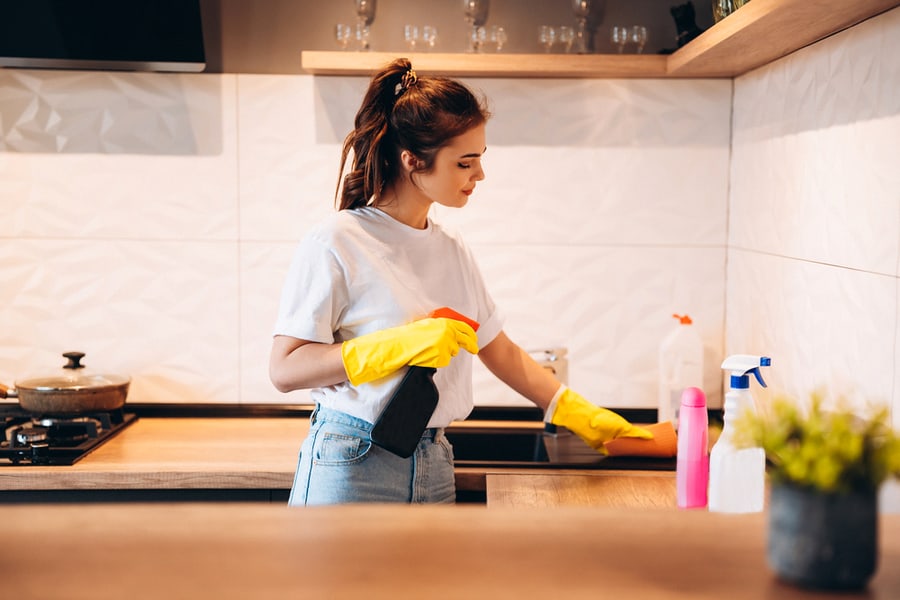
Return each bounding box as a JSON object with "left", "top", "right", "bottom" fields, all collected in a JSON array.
[{"left": 336, "top": 58, "right": 490, "bottom": 210}]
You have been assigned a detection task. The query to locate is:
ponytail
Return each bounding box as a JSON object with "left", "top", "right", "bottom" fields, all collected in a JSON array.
[{"left": 336, "top": 58, "right": 489, "bottom": 211}]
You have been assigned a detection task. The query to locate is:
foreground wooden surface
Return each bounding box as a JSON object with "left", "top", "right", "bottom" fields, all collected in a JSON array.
[{"left": 1, "top": 503, "right": 898, "bottom": 599}]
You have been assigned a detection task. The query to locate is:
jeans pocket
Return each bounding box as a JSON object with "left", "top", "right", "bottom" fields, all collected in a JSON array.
[
  {"left": 314, "top": 432, "right": 371, "bottom": 466},
  {"left": 437, "top": 434, "right": 455, "bottom": 467}
]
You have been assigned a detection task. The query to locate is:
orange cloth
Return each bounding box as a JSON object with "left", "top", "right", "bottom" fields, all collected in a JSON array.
[{"left": 603, "top": 421, "right": 678, "bottom": 458}]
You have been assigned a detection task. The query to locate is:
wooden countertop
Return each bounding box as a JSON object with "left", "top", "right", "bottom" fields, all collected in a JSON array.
[
  {"left": 1, "top": 502, "right": 898, "bottom": 599},
  {"left": 0, "top": 418, "right": 306, "bottom": 490},
  {"left": 0, "top": 417, "right": 664, "bottom": 493}
]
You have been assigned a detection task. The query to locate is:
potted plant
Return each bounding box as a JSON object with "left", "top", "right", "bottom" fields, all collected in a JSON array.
[{"left": 733, "top": 392, "right": 900, "bottom": 590}]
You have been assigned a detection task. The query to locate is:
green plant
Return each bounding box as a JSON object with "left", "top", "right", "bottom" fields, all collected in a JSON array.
[{"left": 733, "top": 393, "right": 900, "bottom": 493}]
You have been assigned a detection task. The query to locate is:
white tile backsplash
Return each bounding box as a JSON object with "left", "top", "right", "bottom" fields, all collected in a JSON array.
[
  {"left": 2, "top": 6, "right": 899, "bottom": 424},
  {"left": 729, "top": 7, "right": 900, "bottom": 422}
]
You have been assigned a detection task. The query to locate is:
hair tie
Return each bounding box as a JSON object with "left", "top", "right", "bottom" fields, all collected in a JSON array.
[{"left": 394, "top": 69, "right": 418, "bottom": 96}]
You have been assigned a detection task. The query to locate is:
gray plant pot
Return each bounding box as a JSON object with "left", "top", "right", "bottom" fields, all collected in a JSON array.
[{"left": 768, "top": 482, "right": 878, "bottom": 590}]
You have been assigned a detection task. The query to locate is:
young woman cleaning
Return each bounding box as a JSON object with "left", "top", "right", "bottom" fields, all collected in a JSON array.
[{"left": 270, "top": 58, "right": 652, "bottom": 505}]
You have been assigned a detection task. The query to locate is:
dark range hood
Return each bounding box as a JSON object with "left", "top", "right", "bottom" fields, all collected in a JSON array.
[{"left": 0, "top": 0, "right": 205, "bottom": 73}]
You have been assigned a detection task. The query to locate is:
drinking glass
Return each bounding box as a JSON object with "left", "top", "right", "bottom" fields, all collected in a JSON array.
[
  {"left": 571, "top": 0, "right": 593, "bottom": 54},
  {"left": 422, "top": 25, "right": 438, "bottom": 51},
  {"left": 355, "top": 0, "right": 377, "bottom": 51},
  {"left": 490, "top": 26, "right": 507, "bottom": 52},
  {"left": 538, "top": 25, "right": 556, "bottom": 53},
  {"left": 630, "top": 25, "right": 648, "bottom": 54},
  {"left": 610, "top": 26, "right": 628, "bottom": 54},
  {"left": 558, "top": 26, "right": 575, "bottom": 53},
  {"left": 462, "top": 0, "right": 490, "bottom": 53},
  {"left": 404, "top": 24, "right": 419, "bottom": 51},
  {"left": 335, "top": 24, "right": 352, "bottom": 51}
]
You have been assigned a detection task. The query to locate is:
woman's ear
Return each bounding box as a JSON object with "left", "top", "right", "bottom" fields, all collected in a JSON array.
[{"left": 400, "top": 149, "right": 422, "bottom": 173}]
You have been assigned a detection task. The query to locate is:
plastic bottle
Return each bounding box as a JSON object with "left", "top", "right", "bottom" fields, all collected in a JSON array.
[
  {"left": 676, "top": 386, "right": 709, "bottom": 509},
  {"left": 658, "top": 314, "right": 704, "bottom": 429},
  {"left": 708, "top": 354, "right": 771, "bottom": 514}
]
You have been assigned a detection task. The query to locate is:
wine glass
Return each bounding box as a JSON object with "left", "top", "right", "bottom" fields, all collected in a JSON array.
[
  {"left": 404, "top": 24, "right": 419, "bottom": 52},
  {"left": 335, "top": 24, "right": 352, "bottom": 51},
  {"left": 355, "top": 0, "right": 377, "bottom": 51},
  {"left": 558, "top": 26, "right": 575, "bottom": 54},
  {"left": 571, "top": 0, "right": 593, "bottom": 54},
  {"left": 462, "top": 0, "right": 490, "bottom": 53},
  {"left": 422, "top": 25, "right": 438, "bottom": 51},
  {"left": 611, "top": 26, "right": 628, "bottom": 54},
  {"left": 538, "top": 26, "right": 556, "bottom": 53},
  {"left": 630, "top": 25, "right": 648, "bottom": 54},
  {"left": 491, "top": 26, "right": 507, "bottom": 53}
]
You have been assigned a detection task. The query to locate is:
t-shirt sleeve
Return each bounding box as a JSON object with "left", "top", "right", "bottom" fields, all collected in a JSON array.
[{"left": 272, "top": 235, "right": 348, "bottom": 343}]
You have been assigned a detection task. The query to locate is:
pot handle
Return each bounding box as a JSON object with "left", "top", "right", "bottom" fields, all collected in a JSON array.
[{"left": 0, "top": 381, "right": 17, "bottom": 399}]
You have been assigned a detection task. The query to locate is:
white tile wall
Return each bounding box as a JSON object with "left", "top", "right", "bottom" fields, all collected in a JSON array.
[
  {"left": 0, "top": 67, "right": 730, "bottom": 411},
  {"left": 3, "top": 1, "right": 897, "bottom": 421},
  {"left": 728, "top": 7, "right": 900, "bottom": 424}
]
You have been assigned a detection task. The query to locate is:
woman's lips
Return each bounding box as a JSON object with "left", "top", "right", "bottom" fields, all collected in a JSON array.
[{"left": 463, "top": 188, "right": 474, "bottom": 196}]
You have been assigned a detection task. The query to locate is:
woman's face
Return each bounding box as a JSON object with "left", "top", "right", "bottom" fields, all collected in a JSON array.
[{"left": 412, "top": 123, "right": 486, "bottom": 209}]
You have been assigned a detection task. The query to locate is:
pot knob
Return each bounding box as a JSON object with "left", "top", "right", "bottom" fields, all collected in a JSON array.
[{"left": 62, "top": 352, "right": 86, "bottom": 370}]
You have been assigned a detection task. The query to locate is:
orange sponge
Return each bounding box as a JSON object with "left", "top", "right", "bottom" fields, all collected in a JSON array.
[{"left": 603, "top": 421, "right": 678, "bottom": 458}]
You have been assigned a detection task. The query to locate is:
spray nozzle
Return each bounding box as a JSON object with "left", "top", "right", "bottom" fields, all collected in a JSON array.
[
  {"left": 672, "top": 314, "right": 693, "bottom": 325},
  {"left": 721, "top": 355, "right": 771, "bottom": 389}
]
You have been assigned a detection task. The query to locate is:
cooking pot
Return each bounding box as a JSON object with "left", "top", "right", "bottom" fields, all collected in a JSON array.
[{"left": 0, "top": 352, "right": 130, "bottom": 415}]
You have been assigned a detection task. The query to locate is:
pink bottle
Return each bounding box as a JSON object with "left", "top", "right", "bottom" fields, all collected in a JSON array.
[{"left": 676, "top": 386, "right": 709, "bottom": 509}]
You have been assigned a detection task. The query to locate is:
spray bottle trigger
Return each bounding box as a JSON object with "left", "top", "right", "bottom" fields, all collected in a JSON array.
[{"left": 750, "top": 367, "right": 767, "bottom": 388}]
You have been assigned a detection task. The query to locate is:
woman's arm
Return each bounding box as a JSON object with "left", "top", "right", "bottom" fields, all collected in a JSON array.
[
  {"left": 477, "top": 331, "right": 561, "bottom": 412},
  {"left": 269, "top": 335, "right": 348, "bottom": 392}
]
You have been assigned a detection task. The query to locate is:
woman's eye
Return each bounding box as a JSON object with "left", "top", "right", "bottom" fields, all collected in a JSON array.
[{"left": 458, "top": 162, "right": 471, "bottom": 169}]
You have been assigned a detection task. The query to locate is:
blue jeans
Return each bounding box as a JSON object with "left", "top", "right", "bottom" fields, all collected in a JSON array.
[{"left": 288, "top": 405, "right": 457, "bottom": 505}]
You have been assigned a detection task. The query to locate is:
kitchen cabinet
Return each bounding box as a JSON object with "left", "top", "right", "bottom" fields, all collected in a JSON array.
[{"left": 301, "top": 0, "right": 900, "bottom": 78}]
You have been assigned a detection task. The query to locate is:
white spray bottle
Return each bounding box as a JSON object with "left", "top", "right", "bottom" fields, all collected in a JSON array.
[{"left": 708, "top": 354, "right": 771, "bottom": 513}]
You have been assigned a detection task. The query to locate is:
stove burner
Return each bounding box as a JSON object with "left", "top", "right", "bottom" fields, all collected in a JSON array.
[
  {"left": 0, "top": 407, "right": 137, "bottom": 466},
  {"left": 16, "top": 426, "right": 49, "bottom": 445}
]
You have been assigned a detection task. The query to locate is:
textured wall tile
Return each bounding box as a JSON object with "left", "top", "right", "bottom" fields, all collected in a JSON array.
[
  {"left": 0, "top": 71, "right": 240, "bottom": 241},
  {"left": 731, "top": 8, "right": 900, "bottom": 276},
  {"left": 237, "top": 75, "right": 354, "bottom": 243},
  {"left": 0, "top": 239, "right": 240, "bottom": 404},
  {"left": 2, "top": 69, "right": 733, "bottom": 409},
  {"left": 239, "top": 241, "right": 313, "bottom": 405},
  {"left": 469, "top": 243, "right": 726, "bottom": 409},
  {"left": 726, "top": 249, "right": 895, "bottom": 411}
]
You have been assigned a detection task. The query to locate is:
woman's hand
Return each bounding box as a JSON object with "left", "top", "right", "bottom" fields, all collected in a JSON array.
[{"left": 341, "top": 317, "right": 479, "bottom": 386}]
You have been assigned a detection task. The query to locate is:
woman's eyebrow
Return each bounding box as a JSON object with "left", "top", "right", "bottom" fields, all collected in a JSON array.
[{"left": 460, "top": 147, "right": 487, "bottom": 159}]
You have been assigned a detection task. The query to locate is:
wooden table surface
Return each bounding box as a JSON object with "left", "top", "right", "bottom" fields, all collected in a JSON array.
[{"left": 0, "top": 502, "right": 898, "bottom": 599}]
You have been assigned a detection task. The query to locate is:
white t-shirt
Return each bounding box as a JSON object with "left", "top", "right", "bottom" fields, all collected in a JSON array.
[{"left": 273, "top": 207, "right": 503, "bottom": 427}]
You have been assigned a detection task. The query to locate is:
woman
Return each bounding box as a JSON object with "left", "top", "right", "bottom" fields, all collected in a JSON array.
[{"left": 270, "top": 58, "right": 651, "bottom": 505}]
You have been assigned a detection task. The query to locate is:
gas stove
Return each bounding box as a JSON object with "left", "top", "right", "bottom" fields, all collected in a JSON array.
[{"left": 0, "top": 405, "right": 137, "bottom": 465}]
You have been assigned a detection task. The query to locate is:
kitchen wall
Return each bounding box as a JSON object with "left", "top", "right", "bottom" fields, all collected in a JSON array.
[
  {"left": 726, "top": 7, "right": 900, "bottom": 429},
  {"left": 0, "top": 67, "right": 730, "bottom": 409},
  {"left": 3, "top": 6, "right": 897, "bottom": 418}
]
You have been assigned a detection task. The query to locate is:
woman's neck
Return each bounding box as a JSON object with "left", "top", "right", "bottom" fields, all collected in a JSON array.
[{"left": 376, "top": 182, "right": 431, "bottom": 230}]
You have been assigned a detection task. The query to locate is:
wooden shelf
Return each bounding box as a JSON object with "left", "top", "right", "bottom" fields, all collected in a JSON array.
[{"left": 301, "top": 0, "right": 900, "bottom": 79}]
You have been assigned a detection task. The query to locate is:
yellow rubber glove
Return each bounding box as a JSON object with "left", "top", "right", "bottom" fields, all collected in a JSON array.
[
  {"left": 548, "top": 386, "right": 653, "bottom": 454},
  {"left": 341, "top": 317, "right": 479, "bottom": 386}
]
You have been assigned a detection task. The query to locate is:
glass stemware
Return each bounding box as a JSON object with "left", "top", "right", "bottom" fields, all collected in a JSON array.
[
  {"left": 335, "top": 24, "right": 352, "bottom": 51},
  {"left": 610, "top": 26, "right": 628, "bottom": 54},
  {"left": 404, "top": 25, "right": 419, "bottom": 52},
  {"left": 422, "top": 25, "right": 438, "bottom": 51},
  {"left": 491, "top": 26, "right": 507, "bottom": 53},
  {"left": 355, "top": 0, "right": 377, "bottom": 51},
  {"left": 538, "top": 25, "right": 556, "bottom": 53},
  {"left": 558, "top": 26, "right": 575, "bottom": 54},
  {"left": 630, "top": 26, "right": 648, "bottom": 54},
  {"left": 571, "top": 0, "right": 593, "bottom": 54},
  {"left": 462, "top": 0, "right": 490, "bottom": 53}
]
